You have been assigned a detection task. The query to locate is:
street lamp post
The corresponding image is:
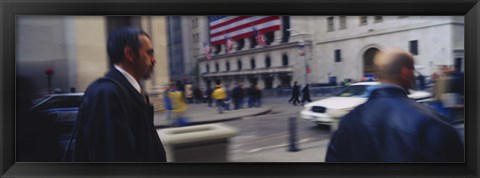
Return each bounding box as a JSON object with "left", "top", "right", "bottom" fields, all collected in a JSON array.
[{"left": 287, "top": 29, "right": 309, "bottom": 85}]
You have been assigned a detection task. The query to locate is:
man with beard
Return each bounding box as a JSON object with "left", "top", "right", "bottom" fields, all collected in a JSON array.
[{"left": 72, "top": 27, "right": 166, "bottom": 162}]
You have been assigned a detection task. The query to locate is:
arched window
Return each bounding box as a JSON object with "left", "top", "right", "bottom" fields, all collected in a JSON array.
[
  {"left": 265, "top": 31, "right": 274, "bottom": 45},
  {"left": 237, "top": 60, "right": 242, "bottom": 70},
  {"left": 265, "top": 56, "right": 271, "bottom": 68},
  {"left": 226, "top": 61, "right": 230, "bottom": 71},
  {"left": 363, "top": 48, "right": 379, "bottom": 74},
  {"left": 215, "top": 63, "right": 219, "bottom": 72},
  {"left": 282, "top": 54, "right": 289, "bottom": 66},
  {"left": 250, "top": 58, "right": 256, "bottom": 69}
]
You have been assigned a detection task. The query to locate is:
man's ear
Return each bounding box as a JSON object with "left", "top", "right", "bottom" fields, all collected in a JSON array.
[{"left": 124, "top": 46, "right": 135, "bottom": 62}]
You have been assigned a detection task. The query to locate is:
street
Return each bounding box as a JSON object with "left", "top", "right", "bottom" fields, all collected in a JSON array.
[
  {"left": 224, "top": 97, "right": 330, "bottom": 162},
  {"left": 153, "top": 95, "right": 465, "bottom": 162}
]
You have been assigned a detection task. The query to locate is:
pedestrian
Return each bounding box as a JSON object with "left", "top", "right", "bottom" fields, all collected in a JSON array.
[
  {"left": 205, "top": 86, "right": 213, "bottom": 107},
  {"left": 288, "top": 81, "right": 301, "bottom": 106},
  {"left": 193, "top": 86, "right": 204, "bottom": 104},
  {"left": 164, "top": 83, "right": 188, "bottom": 127},
  {"left": 325, "top": 48, "right": 464, "bottom": 162},
  {"left": 232, "top": 83, "right": 245, "bottom": 109},
  {"left": 246, "top": 84, "right": 255, "bottom": 108},
  {"left": 442, "top": 66, "right": 464, "bottom": 122},
  {"left": 253, "top": 84, "right": 262, "bottom": 107},
  {"left": 301, "top": 84, "right": 312, "bottom": 105},
  {"left": 184, "top": 83, "right": 193, "bottom": 103},
  {"left": 417, "top": 72, "right": 426, "bottom": 91},
  {"left": 211, "top": 83, "right": 227, "bottom": 114},
  {"left": 72, "top": 27, "right": 166, "bottom": 162}
]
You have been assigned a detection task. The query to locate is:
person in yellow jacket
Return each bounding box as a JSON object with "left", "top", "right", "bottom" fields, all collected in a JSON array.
[
  {"left": 211, "top": 84, "right": 227, "bottom": 114},
  {"left": 164, "top": 84, "right": 188, "bottom": 126}
]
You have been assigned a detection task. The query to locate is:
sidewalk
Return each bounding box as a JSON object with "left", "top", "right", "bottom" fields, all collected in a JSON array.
[
  {"left": 229, "top": 139, "right": 329, "bottom": 162},
  {"left": 153, "top": 103, "right": 273, "bottom": 128}
]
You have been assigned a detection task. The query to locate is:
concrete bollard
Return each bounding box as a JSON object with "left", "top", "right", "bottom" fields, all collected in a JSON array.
[
  {"left": 287, "top": 117, "right": 300, "bottom": 152},
  {"left": 157, "top": 123, "right": 238, "bottom": 162}
]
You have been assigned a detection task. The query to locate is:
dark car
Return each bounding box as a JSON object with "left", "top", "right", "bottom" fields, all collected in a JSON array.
[{"left": 31, "top": 93, "right": 83, "bottom": 128}]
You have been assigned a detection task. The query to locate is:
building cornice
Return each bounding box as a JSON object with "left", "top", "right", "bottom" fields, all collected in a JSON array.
[
  {"left": 202, "top": 66, "right": 293, "bottom": 77},
  {"left": 316, "top": 22, "right": 464, "bottom": 45},
  {"left": 198, "top": 41, "right": 311, "bottom": 62}
]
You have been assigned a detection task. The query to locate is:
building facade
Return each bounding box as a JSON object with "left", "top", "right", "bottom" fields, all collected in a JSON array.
[
  {"left": 194, "top": 16, "right": 464, "bottom": 90},
  {"left": 16, "top": 16, "right": 170, "bottom": 95}
]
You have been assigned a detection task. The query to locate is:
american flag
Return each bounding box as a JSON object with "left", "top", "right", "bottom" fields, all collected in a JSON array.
[
  {"left": 203, "top": 42, "right": 212, "bottom": 60},
  {"left": 225, "top": 35, "right": 234, "bottom": 54},
  {"left": 208, "top": 16, "right": 280, "bottom": 46},
  {"left": 253, "top": 27, "right": 266, "bottom": 47}
]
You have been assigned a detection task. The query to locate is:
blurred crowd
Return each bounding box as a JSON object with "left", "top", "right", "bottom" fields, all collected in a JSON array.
[{"left": 160, "top": 81, "right": 263, "bottom": 126}]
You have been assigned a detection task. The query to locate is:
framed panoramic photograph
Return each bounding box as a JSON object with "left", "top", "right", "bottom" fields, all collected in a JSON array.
[{"left": 1, "top": 0, "right": 479, "bottom": 177}]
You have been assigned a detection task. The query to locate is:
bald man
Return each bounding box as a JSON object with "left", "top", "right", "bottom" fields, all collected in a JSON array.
[{"left": 325, "top": 48, "right": 464, "bottom": 162}]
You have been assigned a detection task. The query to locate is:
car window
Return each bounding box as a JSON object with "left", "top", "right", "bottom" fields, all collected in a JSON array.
[
  {"left": 336, "top": 85, "right": 369, "bottom": 97},
  {"left": 38, "top": 96, "right": 82, "bottom": 111}
]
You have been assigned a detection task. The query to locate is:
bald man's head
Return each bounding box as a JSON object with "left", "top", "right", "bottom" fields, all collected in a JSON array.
[{"left": 373, "top": 48, "right": 415, "bottom": 90}]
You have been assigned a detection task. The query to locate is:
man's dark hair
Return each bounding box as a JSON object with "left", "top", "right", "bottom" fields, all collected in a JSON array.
[{"left": 107, "top": 27, "right": 150, "bottom": 67}]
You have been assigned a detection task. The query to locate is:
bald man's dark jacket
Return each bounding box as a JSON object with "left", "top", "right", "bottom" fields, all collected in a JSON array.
[
  {"left": 326, "top": 85, "right": 464, "bottom": 162},
  {"left": 73, "top": 68, "right": 166, "bottom": 162}
]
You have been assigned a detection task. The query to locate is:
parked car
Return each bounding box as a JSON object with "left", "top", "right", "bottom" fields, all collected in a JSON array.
[
  {"left": 31, "top": 93, "right": 83, "bottom": 129},
  {"left": 299, "top": 82, "right": 432, "bottom": 127}
]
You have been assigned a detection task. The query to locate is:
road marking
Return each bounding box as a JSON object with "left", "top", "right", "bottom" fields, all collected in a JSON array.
[{"left": 246, "top": 138, "right": 310, "bottom": 153}]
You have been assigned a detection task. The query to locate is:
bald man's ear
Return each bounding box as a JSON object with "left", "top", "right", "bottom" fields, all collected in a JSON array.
[
  {"left": 124, "top": 46, "right": 135, "bottom": 63},
  {"left": 400, "top": 65, "right": 415, "bottom": 84}
]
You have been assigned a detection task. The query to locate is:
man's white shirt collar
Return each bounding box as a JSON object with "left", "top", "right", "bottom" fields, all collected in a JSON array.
[{"left": 114, "top": 65, "right": 141, "bottom": 94}]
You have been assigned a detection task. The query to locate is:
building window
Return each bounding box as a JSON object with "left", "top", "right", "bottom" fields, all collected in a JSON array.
[
  {"left": 193, "top": 33, "right": 199, "bottom": 43},
  {"left": 265, "top": 56, "right": 271, "bottom": 68},
  {"left": 214, "top": 45, "right": 221, "bottom": 55},
  {"left": 339, "top": 16, "right": 347, "bottom": 30},
  {"left": 409, "top": 40, "right": 419, "bottom": 55},
  {"left": 226, "top": 61, "right": 230, "bottom": 71},
  {"left": 236, "top": 38, "right": 245, "bottom": 51},
  {"left": 206, "top": 64, "right": 210, "bottom": 73},
  {"left": 374, "top": 16, "right": 383, "bottom": 23},
  {"left": 327, "top": 16, "right": 334, "bottom": 32},
  {"left": 249, "top": 36, "right": 257, "bottom": 48},
  {"left": 281, "top": 16, "right": 291, "bottom": 43},
  {"left": 237, "top": 60, "right": 242, "bottom": 70},
  {"left": 215, "top": 63, "right": 219, "bottom": 72},
  {"left": 192, "top": 18, "right": 198, "bottom": 28},
  {"left": 359, "top": 16, "right": 368, "bottom": 26},
  {"left": 265, "top": 31, "right": 274, "bottom": 45},
  {"left": 335, "top": 49, "right": 342, "bottom": 62},
  {"left": 250, "top": 58, "right": 256, "bottom": 69},
  {"left": 282, "top": 54, "right": 289, "bottom": 66}
]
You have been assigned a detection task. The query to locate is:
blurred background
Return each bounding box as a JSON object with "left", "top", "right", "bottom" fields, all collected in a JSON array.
[{"left": 15, "top": 16, "right": 464, "bottom": 162}]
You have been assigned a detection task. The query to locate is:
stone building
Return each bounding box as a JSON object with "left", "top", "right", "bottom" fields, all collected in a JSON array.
[
  {"left": 16, "top": 16, "right": 170, "bottom": 95},
  {"left": 192, "top": 16, "right": 463, "bottom": 90}
]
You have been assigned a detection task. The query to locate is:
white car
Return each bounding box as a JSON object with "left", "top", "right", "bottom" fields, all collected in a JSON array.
[{"left": 300, "top": 82, "right": 432, "bottom": 127}]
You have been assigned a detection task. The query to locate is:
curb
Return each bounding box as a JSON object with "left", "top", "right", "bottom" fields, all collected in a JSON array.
[{"left": 155, "top": 106, "right": 273, "bottom": 129}]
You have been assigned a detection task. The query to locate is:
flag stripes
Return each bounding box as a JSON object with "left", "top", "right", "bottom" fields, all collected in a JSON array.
[{"left": 209, "top": 16, "right": 280, "bottom": 46}]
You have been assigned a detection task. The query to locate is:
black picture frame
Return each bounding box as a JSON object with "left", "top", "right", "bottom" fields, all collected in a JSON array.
[{"left": 1, "top": 0, "right": 479, "bottom": 177}]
